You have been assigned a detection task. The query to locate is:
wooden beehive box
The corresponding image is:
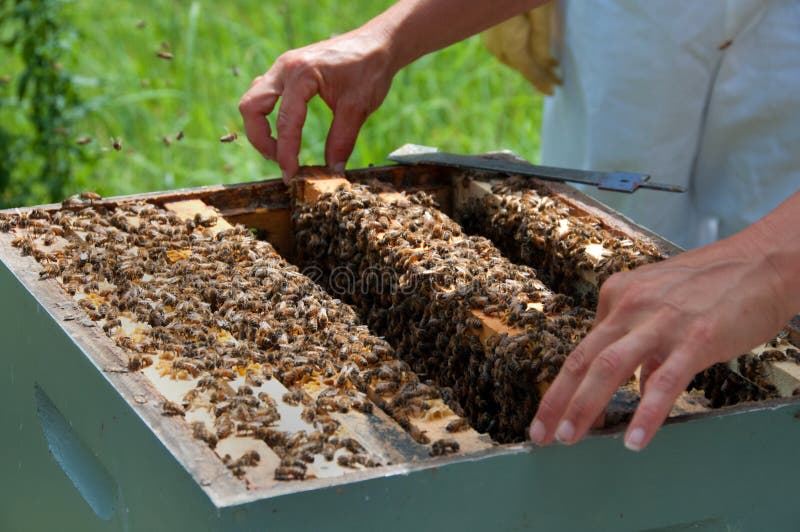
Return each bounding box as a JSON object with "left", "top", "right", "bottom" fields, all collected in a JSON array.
[{"left": 1, "top": 163, "right": 799, "bottom": 532}]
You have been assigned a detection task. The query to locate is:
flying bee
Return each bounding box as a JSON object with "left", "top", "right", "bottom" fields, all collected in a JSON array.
[
  {"left": 156, "top": 50, "right": 174, "bottom": 60},
  {"left": 219, "top": 132, "right": 238, "bottom": 143}
]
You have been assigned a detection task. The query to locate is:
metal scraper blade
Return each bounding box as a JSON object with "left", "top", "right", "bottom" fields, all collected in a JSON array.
[{"left": 387, "top": 144, "right": 686, "bottom": 193}]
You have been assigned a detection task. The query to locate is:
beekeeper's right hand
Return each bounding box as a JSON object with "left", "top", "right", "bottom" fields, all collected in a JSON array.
[
  {"left": 239, "top": 29, "right": 396, "bottom": 182},
  {"left": 239, "top": 1, "right": 547, "bottom": 182}
]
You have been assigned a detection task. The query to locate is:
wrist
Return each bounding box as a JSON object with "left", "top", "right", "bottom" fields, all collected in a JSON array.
[{"left": 746, "top": 217, "right": 800, "bottom": 320}]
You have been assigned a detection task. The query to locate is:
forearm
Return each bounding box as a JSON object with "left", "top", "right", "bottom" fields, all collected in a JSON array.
[
  {"left": 362, "top": 0, "right": 545, "bottom": 72},
  {"left": 747, "top": 190, "right": 800, "bottom": 318}
]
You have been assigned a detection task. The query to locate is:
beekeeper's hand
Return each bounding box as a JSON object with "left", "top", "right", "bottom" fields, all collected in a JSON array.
[
  {"left": 482, "top": 4, "right": 561, "bottom": 95},
  {"left": 240, "top": 0, "right": 546, "bottom": 182},
  {"left": 239, "top": 29, "right": 396, "bottom": 182},
  {"left": 530, "top": 191, "right": 800, "bottom": 451}
]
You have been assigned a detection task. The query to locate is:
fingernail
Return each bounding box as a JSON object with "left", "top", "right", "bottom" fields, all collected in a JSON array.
[
  {"left": 529, "top": 419, "right": 546, "bottom": 445},
  {"left": 555, "top": 420, "right": 575, "bottom": 444},
  {"left": 332, "top": 162, "right": 346, "bottom": 174},
  {"left": 281, "top": 169, "right": 289, "bottom": 181},
  {"left": 625, "top": 427, "right": 646, "bottom": 452}
]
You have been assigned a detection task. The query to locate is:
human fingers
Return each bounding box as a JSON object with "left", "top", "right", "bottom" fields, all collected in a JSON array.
[
  {"left": 325, "top": 99, "right": 369, "bottom": 173},
  {"left": 529, "top": 322, "right": 624, "bottom": 445},
  {"left": 639, "top": 356, "right": 661, "bottom": 394},
  {"left": 239, "top": 74, "right": 281, "bottom": 161},
  {"left": 594, "top": 271, "right": 631, "bottom": 323},
  {"left": 548, "top": 328, "right": 663, "bottom": 445},
  {"left": 623, "top": 351, "right": 701, "bottom": 451},
  {"left": 275, "top": 75, "right": 319, "bottom": 179}
]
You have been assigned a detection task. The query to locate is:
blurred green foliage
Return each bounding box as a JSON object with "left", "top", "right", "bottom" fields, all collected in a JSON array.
[
  {"left": 0, "top": 1, "right": 542, "bottom": 207},
  {"left": 0, "top": 0, "right": 87, "bottom": 206}
]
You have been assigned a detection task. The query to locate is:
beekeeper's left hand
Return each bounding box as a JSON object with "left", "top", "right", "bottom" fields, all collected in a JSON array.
[{"left": 529, "top": 191, "right": 800, "bottom": 451}]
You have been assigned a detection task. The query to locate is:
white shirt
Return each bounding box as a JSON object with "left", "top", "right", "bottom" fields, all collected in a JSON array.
[{"left": 541, "top": 0, "right": 800, "bottom": 249}]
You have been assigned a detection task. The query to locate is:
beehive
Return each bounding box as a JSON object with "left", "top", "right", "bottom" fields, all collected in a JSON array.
[{"left": 1, "top": 162, "right": 799, "bottom": 531}]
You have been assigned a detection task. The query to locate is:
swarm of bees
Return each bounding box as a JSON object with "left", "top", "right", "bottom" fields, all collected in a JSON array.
[
  {"left": 293, "top": 184, "right": 595, "bottom": 442},
  {"left": 0, "top": 198, "right": 464, "bottom": 481},
  {"left": 457, "top": 177, "right": 663, "bottom": 308}
]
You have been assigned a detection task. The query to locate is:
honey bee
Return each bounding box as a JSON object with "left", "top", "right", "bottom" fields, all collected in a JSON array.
[
  {"left": 219, "top": 132, "right": 238, "bottom": 143},
  {"left": 340, "top": 437, "right": 365, "bottom": 454},
  {"left": 191, "top": 421, "right": 218, "bottom": 449},
  {"left": 112, "top": 138, "right": 122, "bottom": 151},
  {"left": 161, "top": 400, "right": 185, "bottom": 416},
  {"left": 430, "top": 438, "right": 460, "bottom": 456},
  {"left": 351, "top": 399, "right": 373, "bottom": 415},
  {"left": 253, "top": 427, "right": 288, "bottom": 447},
  {"left": 102, "top": 318, "right": 122, "bottom": 333},
  {"left": 274, "top": 465, "right": 306, "bottom": 481},
  {"left": 282, "top": 388, "right": 305, "bottom": 406},
  {"left": 374, "top": 381, "right": 399, "bottom": 395},
  {"left": 80, "top": 191, "right": 101, "bottom": 201},
  {"left": 76, "top": 136, "right": 92, "bottom": 145},
  {"left": 216, "top": 417, "right": 235, "bottom": 440},
  {"left": 156, "top": 50, "right": 174, "bottom": 60},
  {"left": 445, "top": 417, "right": 470, "bottom": 433}
]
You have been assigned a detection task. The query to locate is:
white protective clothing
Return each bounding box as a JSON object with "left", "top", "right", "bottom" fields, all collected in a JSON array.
[{"left": 541, "top": 0, "right": 800, "bottom": 249}]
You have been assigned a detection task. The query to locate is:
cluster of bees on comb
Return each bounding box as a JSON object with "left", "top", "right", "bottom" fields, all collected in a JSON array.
[
  {"left": 0, "top": 196, "right": 465, "bottom": 481},
  {"left": 455, "top": 177, "right": 797, "bottom": 407},
  {"left": 293, "top": 184, "right": 594, "bottom": 442},
  {"left": 691, "top": 343, "right": 800, "bottom": 407},
  {"left": 457, "top": 177, "right": 663, "bottom": 307}
]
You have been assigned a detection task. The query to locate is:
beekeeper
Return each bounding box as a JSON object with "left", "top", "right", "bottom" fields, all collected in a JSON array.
[
  {"left": 239, "top": 0, "right": 800, "bottom": 452},
  {"left": 485, "top": 0, "right": 800, "bottom": 251}
]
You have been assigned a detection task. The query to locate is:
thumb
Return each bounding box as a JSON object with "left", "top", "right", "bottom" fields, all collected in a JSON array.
[{"left": 325, "top": 101, "right": 367, "bottom": 172}]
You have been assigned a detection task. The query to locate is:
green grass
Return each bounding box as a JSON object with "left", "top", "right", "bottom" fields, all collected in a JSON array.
[{"left": 1, "top": 0, "right": 542, "bottom": 203}]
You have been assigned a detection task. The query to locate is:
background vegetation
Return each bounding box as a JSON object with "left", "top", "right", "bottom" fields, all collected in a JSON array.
[{"left": 0, "top": 0, "right": 543, "bottom": 207}]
